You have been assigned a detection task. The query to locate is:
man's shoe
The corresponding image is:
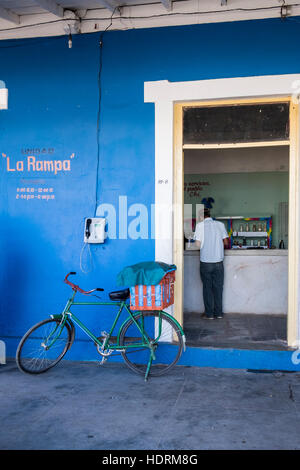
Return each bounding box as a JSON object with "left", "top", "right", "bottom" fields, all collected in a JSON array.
[{"left": 215, "top": 315, "right": 223, "bottom": 319}]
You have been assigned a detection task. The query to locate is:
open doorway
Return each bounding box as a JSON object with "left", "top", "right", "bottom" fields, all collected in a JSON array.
[{"left": 179, "top": 100, "right": 292, "bottom": 350}]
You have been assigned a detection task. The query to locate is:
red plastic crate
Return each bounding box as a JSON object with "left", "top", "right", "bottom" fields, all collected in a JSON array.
[{"left": 129, "top": 271, "right": 175, "bottom": 311}]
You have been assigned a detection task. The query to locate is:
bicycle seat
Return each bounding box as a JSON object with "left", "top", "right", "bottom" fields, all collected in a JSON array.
[{"left": 109, "top": 288, "right": 130, "bottom": 301}]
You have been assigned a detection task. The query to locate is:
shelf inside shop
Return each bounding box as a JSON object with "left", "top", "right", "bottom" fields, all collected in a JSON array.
[
  {"left": 231, "top": 245, "right": 268, "bottom": 250},
  {"left": 233, "top": 231, "right": 268, "bottom": 237}
]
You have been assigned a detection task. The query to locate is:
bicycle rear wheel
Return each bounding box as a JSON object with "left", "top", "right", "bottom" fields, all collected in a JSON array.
[
  {"left": 16, "top": 318, "right": 72, "bottom": 374},
  {"left": 119, "top": 311, "right": 183, "bottom": 377}
]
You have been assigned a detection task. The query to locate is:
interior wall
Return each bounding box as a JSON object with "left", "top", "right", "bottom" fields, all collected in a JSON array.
[
  {"left": 184, "top": 146, "right": 289, "bottom": 174},
  {"left": 184, "top": 172, "right": 289, "bottom": 248},
  {"left": 184, "top": 147, "right": 289, "bottom": 247}
]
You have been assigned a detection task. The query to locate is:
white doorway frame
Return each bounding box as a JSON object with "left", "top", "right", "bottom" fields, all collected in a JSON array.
[{"left": 145, "top": 74, "right": 300, "bottom": 347}]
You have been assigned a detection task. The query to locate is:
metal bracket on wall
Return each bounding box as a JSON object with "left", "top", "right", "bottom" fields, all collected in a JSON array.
[{"left": 280, "top": 2, "right": 291, "bottom": 19}]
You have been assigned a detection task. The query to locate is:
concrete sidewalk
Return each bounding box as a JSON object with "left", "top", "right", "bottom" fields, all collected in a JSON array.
[{"left": 1, "top": 359, "right": 300, "bottom": 450}]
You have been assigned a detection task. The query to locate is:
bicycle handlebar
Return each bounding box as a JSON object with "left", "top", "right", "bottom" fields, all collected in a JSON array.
[{"left": 64, "top": 272, "right": 104, "bottom": 295}]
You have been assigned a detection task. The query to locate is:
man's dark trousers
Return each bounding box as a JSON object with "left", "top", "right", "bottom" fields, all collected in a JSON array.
[{"left": 200, "top": 261, "right": 224, "bottom": 318}]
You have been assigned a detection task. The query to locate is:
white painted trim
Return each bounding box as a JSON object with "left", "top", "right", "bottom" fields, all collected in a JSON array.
[
  {"left": 145, "top": 75, "right": 300, "bottom": 104},
  {"left": 154, "top": 100, "right": 174, "bottom": 264},
  {"left": 0, "top": 88, "right": 8, "bottom": 109},
  {"left": 144, "top": 73, "right": 300, "bottom": 344},
  {"left": 183, "top": 141, "right": 290, "bottom": 149}
]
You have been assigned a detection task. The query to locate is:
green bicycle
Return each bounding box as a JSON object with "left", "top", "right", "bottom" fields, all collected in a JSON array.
[{"left": 16, "top": 272, "right": 186, "bottom": 380}]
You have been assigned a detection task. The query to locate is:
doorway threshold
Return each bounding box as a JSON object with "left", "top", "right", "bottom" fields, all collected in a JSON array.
[{"left": 184, "top": 312, "right": 289, "bottom": 351}]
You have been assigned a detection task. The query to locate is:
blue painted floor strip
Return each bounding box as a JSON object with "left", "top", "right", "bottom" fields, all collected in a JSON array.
[
  {"left": 4, "top": 337, "right": 300, "bottom": 372},
  {"left": 179, "top": 346, "right": 300, "bottom": 371}
]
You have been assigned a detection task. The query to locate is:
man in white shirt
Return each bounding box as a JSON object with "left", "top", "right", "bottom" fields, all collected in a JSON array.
[{"left": 194, "top": 208, "right": 230, "bottom": 319}]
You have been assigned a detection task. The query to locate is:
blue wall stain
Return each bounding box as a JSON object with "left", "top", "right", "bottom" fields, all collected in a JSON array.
[{"left": 1, "top": 17, "right": 300, "bottom": 367}]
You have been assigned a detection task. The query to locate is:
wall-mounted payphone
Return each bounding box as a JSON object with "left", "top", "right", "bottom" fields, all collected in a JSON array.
[{"left": 84, "top": 218, "right": 105, "bottom": 244}]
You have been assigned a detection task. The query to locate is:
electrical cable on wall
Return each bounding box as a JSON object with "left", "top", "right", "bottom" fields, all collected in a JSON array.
[
  {"left": 94, "top": 6, "right": 118, "bottom": 217},
  {"left": 80, "top": 242, "right": 94, "bottom": 274},
  {"left": 78, "top": 10, "right": 117, "bottom": 273}
]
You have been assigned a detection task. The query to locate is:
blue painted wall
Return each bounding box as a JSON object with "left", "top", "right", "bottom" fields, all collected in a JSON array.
[{"left": 1, "top": 17, "right": 300, "bottom": 364}]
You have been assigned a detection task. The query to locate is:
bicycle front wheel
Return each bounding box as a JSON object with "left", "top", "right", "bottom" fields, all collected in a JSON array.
[
  {"left": 16, "top": 318, "right": 72, "bottom": 374},
  {"left": 119, "top": 311, "right": 183, "bottom": 377}
]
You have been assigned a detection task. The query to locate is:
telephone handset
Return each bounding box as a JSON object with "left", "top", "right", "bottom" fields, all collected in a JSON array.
[{"left": 85, "top": 218, "right": 92, "bottom": 240}]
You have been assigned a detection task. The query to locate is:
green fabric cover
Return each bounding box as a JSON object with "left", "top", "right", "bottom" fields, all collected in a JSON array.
[{"left": 116, "top": 261, "right": 176, "bottom": 287}]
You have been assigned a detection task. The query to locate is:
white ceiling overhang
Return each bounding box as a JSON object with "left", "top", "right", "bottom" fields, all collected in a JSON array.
[{"left": 0, "top": 0, "right": 299, "bottom": 40}]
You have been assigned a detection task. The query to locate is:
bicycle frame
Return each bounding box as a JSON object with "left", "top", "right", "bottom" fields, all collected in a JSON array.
[{"left": 50, "top": 289, "right": 159, "bottom": 353}]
